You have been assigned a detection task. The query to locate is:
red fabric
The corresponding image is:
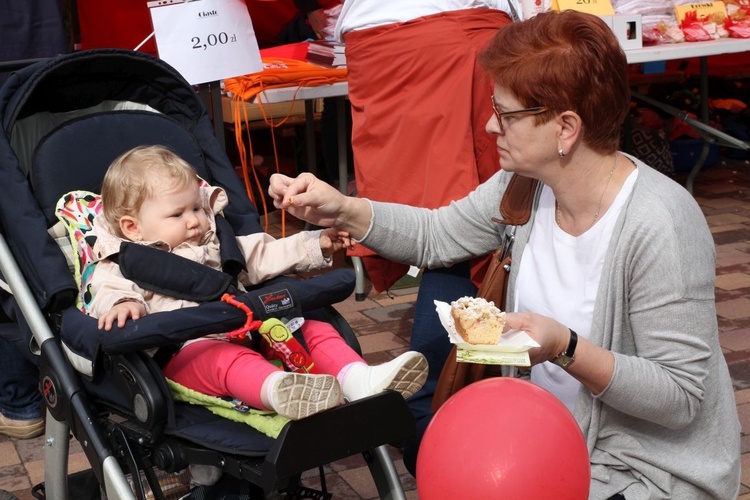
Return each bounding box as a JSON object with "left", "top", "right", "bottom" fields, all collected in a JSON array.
[
  {"left": 666, "top": 51, "right": 750, "bottom": 78},
  {"left": 246, "top": 1, "right": 303, "bottom": 48},
  {"left": 76, "top": 0, "right": 158, "bottom": 55},
  {"left": 259, "top": 41, "right": 310, "bottom": 60},
  {"left": 343, "top": 9, "right": 511, "bottom": 293}
]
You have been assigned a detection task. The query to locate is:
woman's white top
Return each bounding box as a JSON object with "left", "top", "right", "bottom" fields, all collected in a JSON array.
[
  {"left": 334, "top": 0, "right": 522, "bottom": 40},
  {"left": 516, "top": 168, "right": 639, "bottom": 412}
]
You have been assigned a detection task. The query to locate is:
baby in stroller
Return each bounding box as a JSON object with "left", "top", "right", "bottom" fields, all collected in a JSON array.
[{"left": 87, "top": 145, "right": 428, "bottom": 421}]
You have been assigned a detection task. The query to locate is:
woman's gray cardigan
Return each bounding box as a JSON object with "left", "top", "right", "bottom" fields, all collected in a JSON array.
[{"left": 361, "top": 156, "right": 740, "bottom": 499}]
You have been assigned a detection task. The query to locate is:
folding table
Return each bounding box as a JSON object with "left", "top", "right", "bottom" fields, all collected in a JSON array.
[{"left": 625, "top": 38, "right": 750, "bottom": 192}]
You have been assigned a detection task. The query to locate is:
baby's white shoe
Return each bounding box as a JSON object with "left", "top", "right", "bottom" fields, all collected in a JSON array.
[
  {"left": 267, "top": 372, "right": 341, "bottom": 420},
  {"left": 341, "top": 351, "right": 428, "bottom": 402}
]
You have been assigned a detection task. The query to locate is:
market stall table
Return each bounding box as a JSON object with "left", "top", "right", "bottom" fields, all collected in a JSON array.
[{"left": 625, "top": 38, "right": 750, "bottom": 192}]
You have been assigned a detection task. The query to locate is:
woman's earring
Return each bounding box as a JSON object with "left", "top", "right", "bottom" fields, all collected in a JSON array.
[{"left": 558, "top": 148, "right": 565, "bottom": 158}]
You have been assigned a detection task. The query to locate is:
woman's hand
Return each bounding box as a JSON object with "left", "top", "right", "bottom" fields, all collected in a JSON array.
[
  {"left": 269, "top": 172, "right": 372, "bottom": 239},
  {"left": 504, "top": 311, "right": 570, "bottom": 366},
  {"left": 506, "top": 311, "right": 614, "bottom": 394},
  {"left": 98, "top": 300, "right": 147, "bottom": 331},
  {"left": 307, "top": 5, "right": 341, "bottom": 39}
]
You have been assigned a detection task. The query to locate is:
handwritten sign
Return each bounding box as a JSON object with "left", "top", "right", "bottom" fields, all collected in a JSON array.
[
  {"left": 149, "top": 0, "right": 263, "bottom": 85},
  {"left": 674, "top": 1, "right": 727, "bottom": 24},
  {"left": 554, "top": 0, "right": 615, "bottom": 15}
]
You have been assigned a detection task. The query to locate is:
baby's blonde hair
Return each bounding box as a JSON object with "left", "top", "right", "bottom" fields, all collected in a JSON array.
[{"left": 101, "top": 145, "right": 198, "bottom": 237}]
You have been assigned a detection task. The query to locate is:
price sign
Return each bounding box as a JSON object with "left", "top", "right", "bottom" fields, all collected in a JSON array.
[
  {"left": 554, "top": 0, "right": 615, "bottom": 15},
  {"left": 674, "top": 1, "right": 727, "bottom": 24},
  {"left": 149, "top": 0, "right": 263, "bottom": 85}
]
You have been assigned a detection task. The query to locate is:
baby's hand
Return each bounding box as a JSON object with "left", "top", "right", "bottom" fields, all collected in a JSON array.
[
  {"left": 98, "top": 301, "right": 147, "bottom": 331},
  {"left": 320, "top": 228, "right": 355, "bottom": 258}
]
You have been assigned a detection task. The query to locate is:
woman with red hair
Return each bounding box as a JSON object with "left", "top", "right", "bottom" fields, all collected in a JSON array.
[{"left": 270, "top": 11, "right": 741, "bottom": 498}]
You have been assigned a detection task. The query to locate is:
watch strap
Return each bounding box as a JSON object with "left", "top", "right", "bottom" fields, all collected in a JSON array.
[
  {"left": 563, "top": 328, "right": 578, "bottom": 358},
  {"left": 552, "top": 328, "right": 578, "bottom": 367}
]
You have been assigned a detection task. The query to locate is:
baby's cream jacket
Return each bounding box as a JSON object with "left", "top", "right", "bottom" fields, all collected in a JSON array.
[{"left": 88, "top": 185, "right": 330, "bottom": 329}]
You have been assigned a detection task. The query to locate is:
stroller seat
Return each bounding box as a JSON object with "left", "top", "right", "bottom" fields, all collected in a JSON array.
[{"left": 0, "top": 49, "right": 416, "bottom": 499}]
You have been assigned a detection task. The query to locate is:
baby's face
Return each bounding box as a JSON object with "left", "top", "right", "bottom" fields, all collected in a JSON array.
[{"left": 135, "top": 178, "right": 209, "bottom": 248}]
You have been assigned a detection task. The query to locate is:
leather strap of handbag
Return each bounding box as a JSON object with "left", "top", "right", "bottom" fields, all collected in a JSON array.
[{"left": 431, "top": 174, "right": 539, "bottom": 413}]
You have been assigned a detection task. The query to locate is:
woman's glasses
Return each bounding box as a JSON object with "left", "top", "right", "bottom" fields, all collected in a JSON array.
[{"left": 490, "top": 96, "right": 548, "bottom": 134}]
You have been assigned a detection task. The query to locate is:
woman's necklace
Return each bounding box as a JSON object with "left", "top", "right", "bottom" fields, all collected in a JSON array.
[{"left": 556, "top": 153, "right": 620, "bottom": 231}]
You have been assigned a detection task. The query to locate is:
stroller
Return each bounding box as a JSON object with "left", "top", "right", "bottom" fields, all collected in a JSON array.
[{"left": 0, "top": 49, "right": 415, "bottom": 499}]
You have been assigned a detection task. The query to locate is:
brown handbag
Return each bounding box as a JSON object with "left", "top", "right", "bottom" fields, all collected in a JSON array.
[{"left": 431, "top": 174, "right": 539, "bottom": 412}]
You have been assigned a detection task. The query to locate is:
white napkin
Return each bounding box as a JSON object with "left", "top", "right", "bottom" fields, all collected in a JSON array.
[{"left": 434, "top": 300, "right": 540, "bottom": 353}]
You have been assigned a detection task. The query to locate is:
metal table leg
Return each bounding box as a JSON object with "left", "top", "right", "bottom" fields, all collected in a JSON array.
[
  {"left": 631, "top": 60, "right": 749, "bottom": 194},
  {"left": 304, "top": 99, "right": 318, "bottom": 177},
  {"left": 335, "top": 97, "right": 366, "bottom": 300}
]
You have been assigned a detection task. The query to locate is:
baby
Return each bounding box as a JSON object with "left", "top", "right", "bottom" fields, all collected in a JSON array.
[{"left": 88, "top": 145, "right": 427, "bottom": 420}]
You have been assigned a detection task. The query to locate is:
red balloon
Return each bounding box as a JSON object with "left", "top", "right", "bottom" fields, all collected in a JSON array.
[{"left": 417, "top": 378, "right": 590, "bottom": 499}]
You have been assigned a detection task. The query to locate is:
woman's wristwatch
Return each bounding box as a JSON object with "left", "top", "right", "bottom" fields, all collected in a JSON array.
[{"left": 552, "top": 328, "right": 578, "bottom": 368}]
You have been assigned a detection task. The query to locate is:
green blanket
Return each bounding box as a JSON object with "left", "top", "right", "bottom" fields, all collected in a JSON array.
[{"left": 167, "top": 379, "right": 289, "bottom": 439}]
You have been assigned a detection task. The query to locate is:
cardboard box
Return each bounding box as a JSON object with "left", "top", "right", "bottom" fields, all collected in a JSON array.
[
  {"left": 600, "top": 14, "right": 643, "bottom": 50},
  {"left": 221, "top": 96, "right": 322, "bottom": 124}
]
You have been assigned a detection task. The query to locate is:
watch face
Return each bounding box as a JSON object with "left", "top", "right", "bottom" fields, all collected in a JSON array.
[{"left": 552, "top": 355, "right": 574, "bottom": 368}]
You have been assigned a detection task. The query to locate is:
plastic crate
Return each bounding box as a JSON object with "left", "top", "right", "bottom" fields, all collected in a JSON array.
[{"left": 668, "top": 138, "right": 720, "bottom": 172}]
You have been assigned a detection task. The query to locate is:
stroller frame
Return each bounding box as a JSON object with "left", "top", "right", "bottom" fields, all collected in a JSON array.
[
  {"left": 0, "top": 233, "right": 134, "bottom": 498},
  {"left": 0, "top": 49, "right": 415, "bottom": 499}
]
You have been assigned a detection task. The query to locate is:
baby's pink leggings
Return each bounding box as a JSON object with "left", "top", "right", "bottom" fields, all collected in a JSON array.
[{"left": 162, "top": 319, "right": 363, "bottom": 410}]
